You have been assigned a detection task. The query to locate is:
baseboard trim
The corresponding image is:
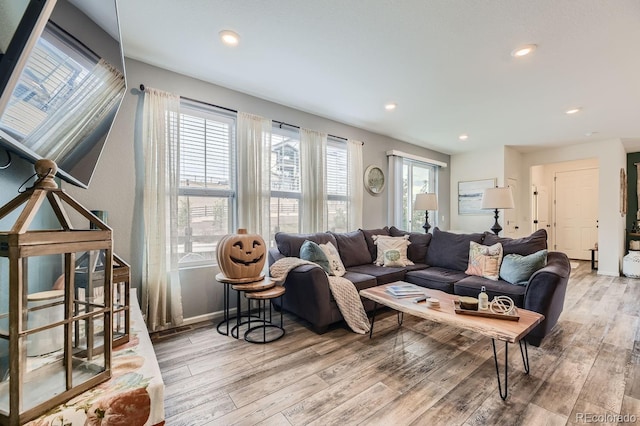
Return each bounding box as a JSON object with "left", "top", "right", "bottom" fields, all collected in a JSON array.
[
  {"left": 597, "top": 270, "right": 620, "bottom": 277},
  {"left": 182, "top": 307, "right": 239, "bottom": 326}
]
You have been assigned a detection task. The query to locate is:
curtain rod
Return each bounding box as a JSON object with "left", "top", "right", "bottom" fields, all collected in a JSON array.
[{"left": 138, "top": 84, "right": 363, "bottom": 145}]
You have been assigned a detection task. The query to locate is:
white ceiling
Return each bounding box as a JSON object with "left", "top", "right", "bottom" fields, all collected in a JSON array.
[{"left": 111, "top": 0, "right": 640, "bottom": 155}]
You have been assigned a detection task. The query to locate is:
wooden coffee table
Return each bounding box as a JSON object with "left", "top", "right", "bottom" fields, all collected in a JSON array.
[{"left": 359, "top": 282, "right": 544, "bottom": 400}]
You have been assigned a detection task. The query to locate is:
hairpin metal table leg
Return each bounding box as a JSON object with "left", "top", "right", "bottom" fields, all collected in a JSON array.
[
  {"left": 520, "top": 339, "right": 530, "bottom": 374},
  {"left": 397, "top": 311, "right": 403, "bottom": 326},
  {"left": 492, "top": 339, "right": 509, "bottom": 400},
  {"left": 369, "top": 302, "right": 378, "bottom": 339}
]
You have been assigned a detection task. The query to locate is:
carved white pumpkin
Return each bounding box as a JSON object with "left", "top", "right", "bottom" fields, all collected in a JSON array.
[{"left": 217, "top": 229, "right": 266, "bottom": 279}]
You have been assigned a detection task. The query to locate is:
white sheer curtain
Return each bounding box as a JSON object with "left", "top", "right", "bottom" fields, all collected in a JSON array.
[
  {"left": 347, "top": 139, "right": 364, "bottom": 230},
  {"left": 24, "top": 59, "right": 125, "bottom": 161},
  {"left": 387, "top": 153, "right": 405, "bottom": 228},
  {"left": 300, "top": 128, "right": 327, "bottom": 233},
  {"left": 237, "top": 112, "right": 272, "bottom": 240},
  {"left": 141, "top": 87, "right": 184, "bottom": 332}
]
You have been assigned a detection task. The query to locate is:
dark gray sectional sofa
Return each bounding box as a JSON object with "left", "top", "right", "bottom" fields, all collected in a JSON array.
[{"left": 268, "top": 227, "right": 571, "bottom": 346}]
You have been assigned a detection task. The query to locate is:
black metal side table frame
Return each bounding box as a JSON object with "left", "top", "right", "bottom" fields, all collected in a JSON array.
[
  {"left": 244, "top": 292, "right": 285, "bottom": 344},
  {"left": 215, "top": 274, "right": 272, "bottom": 339}
]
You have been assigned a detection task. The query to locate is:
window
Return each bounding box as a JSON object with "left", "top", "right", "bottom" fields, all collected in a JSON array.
[
  {"left": 177, "top": 100, "right": 236, "bottom": 265},
  {"left": 270, "top": 127, "right": 300, "bottom": 241},
  {"left": 402, "top": 160, "right": 437, "bottom": 232},
  {"left": 327, "top": 138, "right": 348, "bottom": 232}
]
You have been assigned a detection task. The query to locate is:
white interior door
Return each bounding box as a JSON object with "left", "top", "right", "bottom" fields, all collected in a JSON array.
[
  {"left": 504, "top": 178, "right": 518, "bottom": 237},
  {"left": 554, "top": 168, "right": 599, "bottom": 260},
  {"left": 532, "top": 184, "right": 552, "bottom": 240}
]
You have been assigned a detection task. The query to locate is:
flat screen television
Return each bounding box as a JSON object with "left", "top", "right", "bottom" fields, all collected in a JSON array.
[{"left": 0, "top": 0, "right": 126, "bottom": 188}]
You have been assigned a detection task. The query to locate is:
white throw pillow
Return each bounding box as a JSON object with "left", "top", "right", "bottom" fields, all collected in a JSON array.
[
  {"left": 373, "top": 235, "right": 413, "bottom": 266},
  {"left": 319, "top": 241, "right": 346, "bottom": 277},
  {"left": 383, "top": 249, "right": 405, "bottom": 267}
]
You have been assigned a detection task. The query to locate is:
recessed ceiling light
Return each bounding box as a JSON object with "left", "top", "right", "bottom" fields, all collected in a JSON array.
[
  {"left": 511, "top": 44, "right": 537, "bottom": 57},
  {"left": 385, "top": 103, "right": 397, "bottom": 111},
  {"left": 565, "top": 107, "right": 582, "bottom": 115},
  {"left": 585, "top": 131, "right": 599, "bottom": 137},
  {"left": 459, "top": 134, "right": 469, "bottom": 141},
  {"left": 219, "top": 30, "right": 240, "bottom": 46}
]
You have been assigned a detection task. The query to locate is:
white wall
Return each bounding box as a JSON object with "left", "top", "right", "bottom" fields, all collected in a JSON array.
[
  {"left": 450, "top": 146, "right": 504, "bottom": 232},
  {"left": 522, "top": 139, "right": 627, "bottom": 276},
  {"left": 504, "top": 146, "right": 526, "bottom": 237},
  {"left": 62, "top": 58, "right": 451, "bottom": 319}
]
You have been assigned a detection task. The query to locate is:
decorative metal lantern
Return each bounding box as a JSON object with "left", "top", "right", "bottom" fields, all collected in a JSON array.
[
  {"left": 111, "top": 254, "right": 130, "bottom": 347},
  {"left": 0, "top": 160, "right": 112, "bottom": 424}
]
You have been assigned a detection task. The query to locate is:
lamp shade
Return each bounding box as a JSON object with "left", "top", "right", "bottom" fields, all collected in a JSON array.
[
  {"left": 481, "top": 187, "right": 515, "bottom": 209},
  {"left": 414, "top": 193, "right": 438, "bottom": 210}
]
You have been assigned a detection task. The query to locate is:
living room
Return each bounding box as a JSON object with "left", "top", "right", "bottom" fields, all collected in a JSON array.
[{"left": 0, "top": 0, "right": 638, "bottom": 425}]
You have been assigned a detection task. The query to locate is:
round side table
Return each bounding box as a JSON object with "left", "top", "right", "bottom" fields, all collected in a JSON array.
[
  {"left": 244, "top": 285, "right": 286, "bottom": 344},
  {"left": 215, "top": 273, "right": 270, "bottom": 338}
]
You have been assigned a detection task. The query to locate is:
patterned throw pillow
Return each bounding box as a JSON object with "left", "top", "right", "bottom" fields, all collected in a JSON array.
[
  {"left": 373, "top": 235, "right": 414, "bottom": 266},
  {"left": 383, "top": 249, "right": 405, "bottom": 267},
  {"left": 319, "top": 241, "right": 346, "bottom": 277},
  {"left": 465, "top": 241, "right": 503, "bottom": 281},
  {"left": 300, "top": 240, "right": 331, "bottom": 274}
]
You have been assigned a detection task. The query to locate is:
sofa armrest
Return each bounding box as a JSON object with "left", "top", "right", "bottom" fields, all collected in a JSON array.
[
  {"left": 268, "top": 252, "right": 335, "bottom": 330},
  {"left": 268, "top": 247, "right": 285, "bottom": 265},
  {"left": 523, "top": 251, "right": 571, "bottom": 345}
]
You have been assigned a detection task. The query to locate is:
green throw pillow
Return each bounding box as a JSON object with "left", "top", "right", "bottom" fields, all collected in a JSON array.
[
  {"left": 499, "top": 249, "right": 548, "bottom": 285},
  {"left": 300, "top": 240, "right": 331, "bottom": 274}
]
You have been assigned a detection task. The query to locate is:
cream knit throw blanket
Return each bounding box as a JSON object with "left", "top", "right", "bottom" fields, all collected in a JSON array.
[{"left": 270, "top": 257, "right": 371, "bottom": 334}]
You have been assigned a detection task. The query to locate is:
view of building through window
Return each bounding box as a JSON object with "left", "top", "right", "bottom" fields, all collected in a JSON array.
[{"left": 270, "top": 128, "right": 300, "bottom": 241}]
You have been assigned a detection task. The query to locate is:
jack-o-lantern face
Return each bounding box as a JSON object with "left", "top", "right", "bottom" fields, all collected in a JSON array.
[
  {"left": 217, "top": 229, "right": 266, "bottom": 280},
  {"left": 230, "top": 240, "right": 264, "bottom": 266}
]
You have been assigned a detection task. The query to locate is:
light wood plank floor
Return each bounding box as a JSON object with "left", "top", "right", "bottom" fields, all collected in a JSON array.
[{"left": 152, "top": 261, "right": 640, "bottom": 425}]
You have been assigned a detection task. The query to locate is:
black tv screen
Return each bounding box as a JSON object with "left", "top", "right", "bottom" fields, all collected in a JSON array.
[{"left": 0, "top": 0, "right": 126, "bottom": 188}]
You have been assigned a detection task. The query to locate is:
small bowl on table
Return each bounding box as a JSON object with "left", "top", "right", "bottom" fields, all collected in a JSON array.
[
  {"left": 459, "top": 296, "right": 478, "bottom": 310},
  {"left": 426, "top": 298, "right": 440, "bottom": 309}
]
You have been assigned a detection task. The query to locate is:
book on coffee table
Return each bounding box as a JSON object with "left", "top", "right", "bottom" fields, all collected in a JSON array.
[{"left": 385, "top": 284, "right": 425, "bottom": 298}]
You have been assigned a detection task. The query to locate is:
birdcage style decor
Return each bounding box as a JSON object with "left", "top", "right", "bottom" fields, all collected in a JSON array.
[{"left": 0, "top": 160, "right": 113, "bottom": 425}]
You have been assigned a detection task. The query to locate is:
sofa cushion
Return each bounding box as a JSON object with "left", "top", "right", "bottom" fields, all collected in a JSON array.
[
  {"left": 483, "top": 229, "right": 547, "bottom": 256},
  {"left": 500, "top": 249, "right": 548, "bottom": 285},
  {"left": 403, "top": 263, "right": 429, "bottom": 272},
  {"left": 453, "top": 275, "right": 526, "bottom": 307},
  {"left": 404, "top": 267, "right": 468, "bottom": 293},
  {"left": 347, "top": 264, "right": 406, "bottom": 285},
  {"left": 425, "top": 228, "right": 484, "bottom": 271},
  {"left": 331, "top": 230, "right": 371, "bottom": 267},
  {"left": 360, "top": 227, "right": 390, "bottom": 263},
  {"left": 342, "top": 271, "right": 378, "bottom": 292},
  {"left": 389, "top": 226, "right": 432, "bottom": 264},
  {"left": 465, "top": 241, "right": 503, "bottom": 280},
  {"left": 275, "top": 232, "right": 336, "bottom": 257},
  {"left": 299, "top": 240, "right": 331, "bottom": 274}
]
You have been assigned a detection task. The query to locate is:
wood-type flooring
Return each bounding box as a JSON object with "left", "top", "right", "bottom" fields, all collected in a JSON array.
[{"left": 152, "top": 261, "right": 640, "bottom": 425}]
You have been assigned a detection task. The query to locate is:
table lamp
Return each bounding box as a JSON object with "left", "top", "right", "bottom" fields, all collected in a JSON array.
[
  {"left": 414, "top": 193, "right": 438, "bottom": 233},
  {"left": 481, "top": 186, "right": 515, "bottom": 235}
]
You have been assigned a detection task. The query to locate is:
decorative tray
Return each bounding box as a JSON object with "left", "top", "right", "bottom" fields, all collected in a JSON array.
[{"left": 453, "top": 301, "right": 520, "bottom": 321}]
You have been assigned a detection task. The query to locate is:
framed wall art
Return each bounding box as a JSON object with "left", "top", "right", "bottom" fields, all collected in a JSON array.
[{"left": 458, "top": 178, "right": 496, "bottom": 215}]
